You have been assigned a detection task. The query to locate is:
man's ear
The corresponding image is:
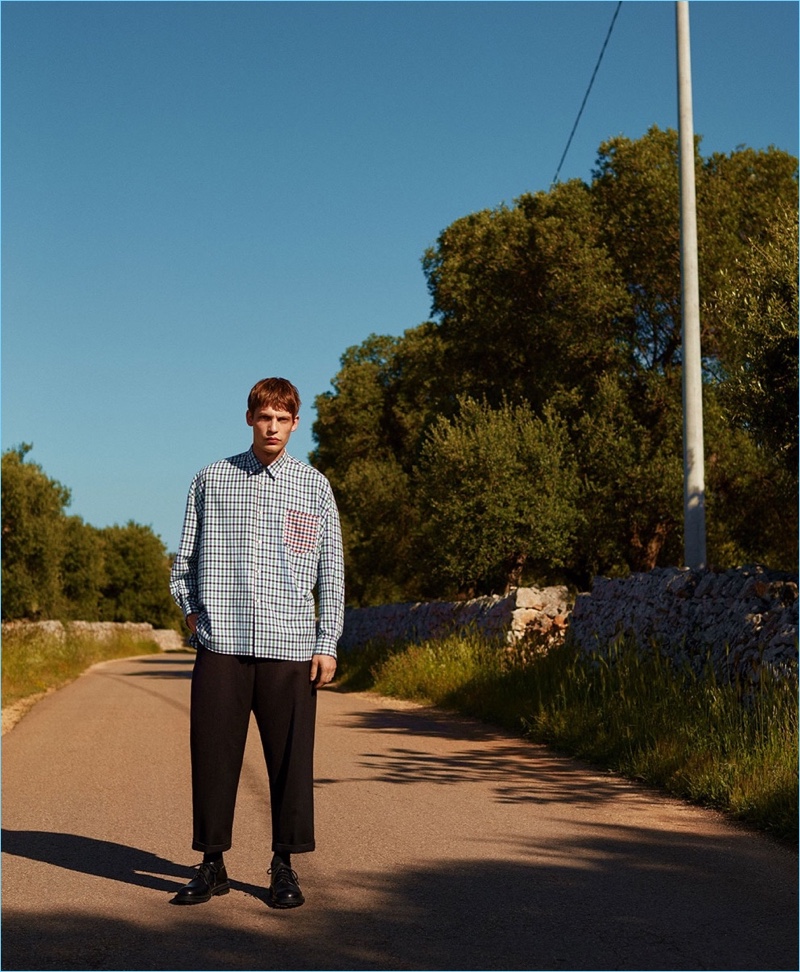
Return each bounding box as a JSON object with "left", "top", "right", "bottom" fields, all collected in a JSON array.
[
  {"left": 292, "top": 413, "right": 300, "bottom": 431},
  {"left": 246, "top": 411, "right": 254, "bottom": 427}
]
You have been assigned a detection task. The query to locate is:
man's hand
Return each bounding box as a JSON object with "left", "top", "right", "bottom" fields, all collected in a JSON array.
[
  {"left": 310, "top": 653, "right": 337, "bottom": 686},
  {"left": 186, "top": 613, "right": 199, "bottom": 634}
]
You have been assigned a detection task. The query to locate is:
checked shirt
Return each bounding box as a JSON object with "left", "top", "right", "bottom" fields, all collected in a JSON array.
[{"left": 170, "top": 448, "right": 345, "bottom": 660}]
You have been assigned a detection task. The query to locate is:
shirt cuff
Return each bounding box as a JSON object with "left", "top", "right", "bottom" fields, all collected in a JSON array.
[{"left": 313, "top": 640, "right": 338, "bottom": 658}]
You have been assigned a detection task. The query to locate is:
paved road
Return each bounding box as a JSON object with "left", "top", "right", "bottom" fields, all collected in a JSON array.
[{"left": 2, "top": 652, "right": 797, "bottom": 971}]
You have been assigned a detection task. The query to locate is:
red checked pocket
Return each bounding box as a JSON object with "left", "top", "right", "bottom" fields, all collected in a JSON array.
[{"left": 284, "top": 510, "right": 319, "bottom": 554}]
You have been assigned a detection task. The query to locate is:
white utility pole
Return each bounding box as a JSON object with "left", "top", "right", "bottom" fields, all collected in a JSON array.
[{"left": 676, "top": 0, "right": 707, "bottom": 569}]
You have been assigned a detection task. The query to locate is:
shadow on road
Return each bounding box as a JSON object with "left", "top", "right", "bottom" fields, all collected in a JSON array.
[
  {"left": 333, "top": 699, "right": 661, "bottom": 809},
  {"left": 119, "top": 656, "right": 195, "bottom": 679},
  {"left": 334, "top": 692, "right": 511, "bottom": 741},
  {"left": 0, "top": 829, "right": 267, "bottom": 902},
  {"left": 2, "top": 830, "right": 797, "bottom": 971}
]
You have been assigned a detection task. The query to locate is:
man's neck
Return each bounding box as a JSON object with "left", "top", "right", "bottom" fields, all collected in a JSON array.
[{"left": 253, "top": 445, "right": 287, "bottom": 467}]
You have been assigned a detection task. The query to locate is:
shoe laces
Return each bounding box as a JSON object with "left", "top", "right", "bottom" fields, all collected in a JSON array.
[
  {"left": 196, "top": 860, "right": 222, "bottom": 881},
  {"left": 269, "top": 863, "right": 299, "bottom": 883}
]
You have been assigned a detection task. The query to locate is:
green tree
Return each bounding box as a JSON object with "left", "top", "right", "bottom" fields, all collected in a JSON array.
[
  {"left": 312, "top": 326, "right": 445, "bottom": 604},
  {"left": 333, "top": 456, "right": 417, "bottom": 606},
  {"left": 709, "top": 203, "right": 798, "bottom": 477},
  {"left": 99, "top": 521, "right": 182, "bottom": 628},
  {"left": 422, "top": 179, "right": 629, "bottom": 413},
  {"left": 312, "top": 333, "right": 401, "bottom": 475},
  {"left": 314, "top": 130, "right": 797, "bottom": 600},
  {"left": 592, "top": 127, "right": 797, "bottom": 374},
  {"left": 415, "top": 398, "right": 580, "bottom": 596},
  {"left": 2, "top": 445, "right": 69, "bottom": 619},
  {"left": 421, "top": 128, "right": 797, "bottom": 580},
  {"left": 702, "top": 390, "right": 796, "bottom": 572},
  {"left": 2, "top": 447, "right": 185, "bottom": 624},
  {"left": 60, "top": 517, "right": 106, "bottom": 621},
  {"left": 312, "top": 323, "right": 447, "bottom": 475},
  {"left": 701, "top": 203, "right": 799, "bottom": 571},
  {"left": 572, "top": 373, "right": 684, "bottom": 582}
]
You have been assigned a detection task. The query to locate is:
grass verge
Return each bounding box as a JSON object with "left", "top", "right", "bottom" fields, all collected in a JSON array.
[
  {"left": 2, "top": 625, "right": 161, "bottom": 710},
  {"left": 336, "top": 631, "right": 798, "bottom": 845}
]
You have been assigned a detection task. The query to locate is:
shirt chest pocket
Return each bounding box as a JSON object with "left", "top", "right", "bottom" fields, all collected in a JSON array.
[{"left": 283, "top": 510, "right": 320, "bottom": 554}]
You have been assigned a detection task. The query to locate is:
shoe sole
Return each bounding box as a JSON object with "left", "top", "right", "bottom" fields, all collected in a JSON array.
[
  {"left": 174, "top": 883, "right": 231, "bottom": 904},
  {"left": 268, "top": 892, "right": 305, "bottom": 909}
]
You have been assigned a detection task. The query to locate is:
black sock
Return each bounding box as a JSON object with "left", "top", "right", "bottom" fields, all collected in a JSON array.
[
  {"left": 271, "top": 851, "right": 291, "bottom": 869},
  {"left": 203, "top": 851, "right": 223, "bottom": 865}
]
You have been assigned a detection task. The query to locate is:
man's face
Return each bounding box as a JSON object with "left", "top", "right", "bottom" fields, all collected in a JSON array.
[{"left": 246, "top": 405, "right": 299, "bottom": 465}]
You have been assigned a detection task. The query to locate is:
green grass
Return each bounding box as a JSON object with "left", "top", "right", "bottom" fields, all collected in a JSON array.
[
  {"left": 336, "top": 631, "right": 798, "bottom": 844},
  {"left": 2, "top": 625, "right": 161, "bottom": 708}
]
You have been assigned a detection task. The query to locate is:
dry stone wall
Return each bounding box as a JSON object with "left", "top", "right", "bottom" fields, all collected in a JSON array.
[
  {"left": 340, "top": 564, "right": 798, "bottom": 680},
  {"left": 1, "top": 620, "right": 186, "bottom": 652},
  {"left": 569, "top": 564, "right": 798, "bottom": 680},
  {"left": 339, "top": 586, "right": 571, "bottom": 650}
]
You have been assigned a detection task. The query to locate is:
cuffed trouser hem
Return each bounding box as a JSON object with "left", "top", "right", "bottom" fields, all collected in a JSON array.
[
  {"left": 191, "top": 838, "right": 233, "bottom": 854},
  {"left": 273, "top": 840, "right": 315, "bottom": 855}
]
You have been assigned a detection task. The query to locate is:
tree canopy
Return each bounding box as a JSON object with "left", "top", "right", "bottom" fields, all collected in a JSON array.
[
  {"left": 415, "top": 399, "right": 579, "bottom": 597},
  {"left": 313, "top": 128, "right": 797, "bottom": 603},
  {"left": 2, "top": 444, "right": 71, "bottom": 620},
  {"left": 2, "top": 445, "right": 182, "bottom": 627}
]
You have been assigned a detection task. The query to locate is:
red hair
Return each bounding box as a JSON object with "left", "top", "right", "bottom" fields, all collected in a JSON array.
[{"left": 247, "top": 378, "right": 301, "bottom": 418}]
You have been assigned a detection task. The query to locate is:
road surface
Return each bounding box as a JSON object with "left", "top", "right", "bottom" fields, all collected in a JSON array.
[{"left": 2, "top": 652, "right": 797, "bottom": 971}]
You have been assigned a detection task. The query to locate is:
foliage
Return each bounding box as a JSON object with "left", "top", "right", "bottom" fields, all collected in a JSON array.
[
  {"left": 415, "top": 398, "right": 580, "bottom": 594},
  {"left": 707, "top": 203, "right": 798, "bottom": 479},
  {"left": 2, "top": 446, "right": 182, "bottom": 627},
  {"left": 313, "top": 128, "right": 797, "bottom": 601},
  {"left": 2, "top": 445, "right": 70, "bottom": 619},
  {"left": 702, "top": 388, "right": 797, "bottom": 571},
  {"left": 421, "top": 179, "right": 628, "bottom": 412},
  {"left": 99, "top": 522, "right": 182, "bottom": 628},
  {"left": 571, "top": 372, "right": 684, "bottom": 578},
  {"left": 60, "top": 517, "right": 106, "bottom": 621},
  {"left": 701, "top": 203, "right": 799, "bottom": 571},
  {"left": 311, "top": 336, "right": 408, "bottom": 605},
  {"left": 337, "top": 632, "right": 798, "bottom": 844},
  {"left": 332, "top": 456, "right": 418, "bottom": 606}
]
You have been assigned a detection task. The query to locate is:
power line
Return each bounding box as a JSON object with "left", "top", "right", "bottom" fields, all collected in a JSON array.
[{"left": 551, "top": 1, "right": 623, "bottom": 187}]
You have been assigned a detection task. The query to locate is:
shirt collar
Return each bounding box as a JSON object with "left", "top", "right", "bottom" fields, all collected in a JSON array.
[{"left": 246, "top": 446, "right": 290, "bottom": 479}]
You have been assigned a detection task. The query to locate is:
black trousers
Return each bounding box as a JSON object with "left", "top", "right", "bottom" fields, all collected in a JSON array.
[{"left": 190, "top": 647, "right": 317, "bottom": 855}]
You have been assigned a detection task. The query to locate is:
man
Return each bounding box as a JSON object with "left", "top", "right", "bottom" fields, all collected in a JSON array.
[{"left": 169, "top": 377, "right": 345, "bottom": 909}]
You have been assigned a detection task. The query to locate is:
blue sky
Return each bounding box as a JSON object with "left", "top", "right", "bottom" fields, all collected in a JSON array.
[{"left": 3, "top": 0, "right": 798, "bottom": 553}]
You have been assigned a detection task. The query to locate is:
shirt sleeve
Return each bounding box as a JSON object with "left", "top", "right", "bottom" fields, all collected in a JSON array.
[
  {"left": 314, "top": 484, "right": 345, "bottom": 656},
  {"left": 169, "top": 473, "right": 204, "bottom": 619}
]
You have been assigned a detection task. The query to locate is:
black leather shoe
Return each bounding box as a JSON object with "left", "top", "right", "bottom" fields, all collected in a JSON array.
[
  {"left": 268, "top": 864, "right": 305, "bottom": 908},
  {"left": 174, "top": 860, "right": 230, "bottom": 904}
]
